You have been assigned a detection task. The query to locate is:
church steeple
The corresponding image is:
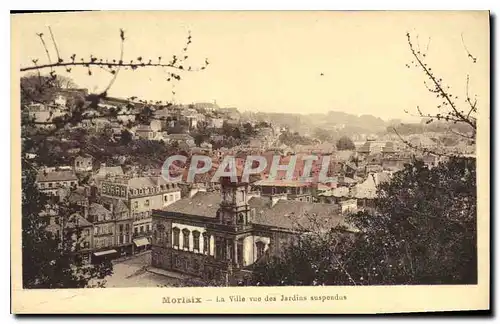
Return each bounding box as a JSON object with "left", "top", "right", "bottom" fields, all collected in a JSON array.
[{"left": 218, "top": 176, "right": 250, "bottom": 226}]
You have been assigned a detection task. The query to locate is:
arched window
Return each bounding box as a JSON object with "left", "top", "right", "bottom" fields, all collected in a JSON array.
[
  {"left": 182, "top": 229, "right": 190, "bottom": 249},
  {"left": 202, "top": 233, "right": 209, "bottom": 254},
  {"left": 192, "top": 231, "right": 201, "bottom": 252},
  {"left": 256, "top": 241, "right": 266, "bottom": 259},
  {"left": 238, "top": 213, "right": 245, "bottom": 224},
  {"left": 172, "top": 227, "right": 180, "bottom": 247}
]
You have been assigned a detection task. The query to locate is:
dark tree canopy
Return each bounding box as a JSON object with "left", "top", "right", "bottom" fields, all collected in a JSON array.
[
  {"left": 251, "top": 157, "right": 477, "bottom": 286},
  {"left": 22, "top": 168, "right": 113, "bottom": 288},
  {"left": 336, "top": 136, "right": 355, "bottom": 150}
]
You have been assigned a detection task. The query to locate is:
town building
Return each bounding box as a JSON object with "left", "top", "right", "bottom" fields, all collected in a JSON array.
[
  {"left": 98, "top": 196, "right": 134, "bottom": 256},
  {"left": 74, "top": 155, "right": 93, "bottom": 173},
  {"left": 150, "top": 177, "right": 349, "bottom": 285},
  {"left": 88, "top": 203, "right": 118, "bottom": 261},
  {"left": 36, "top": 170, "right": 79, "bottom": 196},
  {"left": 100, "top": 175, "right": 182, "bottom": 253},
  {"left": 251, "top": 179, "right": 315, "bottom": 202}
]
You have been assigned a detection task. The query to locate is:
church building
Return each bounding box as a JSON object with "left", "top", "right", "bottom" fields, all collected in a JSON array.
[{"left": 150, "top": 177, "right": 349, "bottom": 285}]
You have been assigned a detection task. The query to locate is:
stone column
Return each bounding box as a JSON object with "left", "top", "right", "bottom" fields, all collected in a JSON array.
[{"left": 233, "top": 239, "right": 239, "bottom": 268}]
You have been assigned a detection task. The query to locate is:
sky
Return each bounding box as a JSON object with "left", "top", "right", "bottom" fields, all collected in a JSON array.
[{"left": 12, "top": 11, "right": 489, "bottom": 121}]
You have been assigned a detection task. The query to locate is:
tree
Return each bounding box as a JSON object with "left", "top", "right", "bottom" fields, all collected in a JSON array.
[
  {"left": 119, "top": 129, "right": 133, "bottom": 145},
  {"left": 19, "top": 25, "right": 209, "bottom": 288},
  {"left": 396, "top": 32, "right": 478, "bottom": 151},
  {"left": 336, "top": 136, "right": 355, "bottom": 150},
  {"left": 251, "top": 157, "right": 476, "bottom": 286},
  {"left": 313, "top": 128, "right": 333, "bottom": 143},
  {"left": 251, "top": 230, "right": 356, "bottom": 286},
  {"left": 22, "top": 168, "right": 113, "bottom": 288}
]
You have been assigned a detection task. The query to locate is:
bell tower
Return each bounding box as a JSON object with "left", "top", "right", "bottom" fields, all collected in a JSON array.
[{"left": 218, "top": 176, "right": 250, "bottom": 226}]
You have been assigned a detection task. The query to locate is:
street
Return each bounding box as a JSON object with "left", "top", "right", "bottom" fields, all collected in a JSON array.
[{"left": 102, "top": 251, "right": 182, "bottom": 288}]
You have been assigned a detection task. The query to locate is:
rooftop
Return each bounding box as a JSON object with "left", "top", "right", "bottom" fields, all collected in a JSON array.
[
  {"left": 158, "top": 191, "right": 345, "bottom": 232},
  {"left": 36, "top": 170, "right": 78, "bottom": 182}
]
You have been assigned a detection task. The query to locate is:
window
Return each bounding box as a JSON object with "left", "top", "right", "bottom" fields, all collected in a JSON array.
[
  {"left": 134, "top": 227, "right": 138, "bottom": 234},
  {"left": 192, "top": 231, "right": 201, "bottom": 252},
  {"left": 164, "top": 195, "right": 168, "bottom": 202},
  {"left": 119, "top": 235, "right": 123, "bottom": 244},
  {"left": 215, "top": 238, "right": 225, "bottom": 260},
  {"left": 203, "top": 233, "right": 209, "bottom": 254},
  {"left": 256, "top": 241, "right": 266, "bottom": 259},
  {"left": 182, "top": 229, "right": 190, "bottom": 249},
  {"left": 144, "top": 199, "right": 150, "bottom": 207},
  {"left": 140, "top": 226, "right": 144, "bottom": 233},
  {"left": 108, "top": 224, "right": 113, "bottom": 233},
  {"left": 173, "top": 228, "right": 180, "bottom": 247},
  {"left": 125, "top": 224, "right": 130, "bottom": 232},
  {"left": 133, "top": 201, "right": 138, "bottom": 209},
  {"left": 238, "top": 213, "right": 244, "bottom": 224},
  {"left": 49, "top": 183, "right": 53, "bottom": 188},
  {"left": 146, "top": 224, "right": 150, "bottom": 232}
]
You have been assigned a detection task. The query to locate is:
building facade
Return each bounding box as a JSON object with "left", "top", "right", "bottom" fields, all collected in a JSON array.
[
  {"left": 151, "top": 178, "right": 346, "bottom": 285},
  {"left": 100, "top": 175, "right": 182, "bottom": 253}
]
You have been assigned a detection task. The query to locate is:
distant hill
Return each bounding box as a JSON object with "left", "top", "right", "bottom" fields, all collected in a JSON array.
[{"left": 241, "top": 110, "right": 387, "bottom": 136}]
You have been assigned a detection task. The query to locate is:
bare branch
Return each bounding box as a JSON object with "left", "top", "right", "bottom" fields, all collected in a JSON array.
[
  {"left": 101, "top": 29, "right": 125, "bottom": 95},
  {"left": 461, "top": 32, "right": 477, "bottom": 63},
  {"left": 48, "top": 26, "right": 62, "bottom": 63},
  {"left": 36, "top": 33, "right": 53, "bottom": 71},
  {"left": 407, "top": 33, "right": 476, "bottom": 132},
  {"left": 392, "top": 127, "right": 449, "bottom": 157}
]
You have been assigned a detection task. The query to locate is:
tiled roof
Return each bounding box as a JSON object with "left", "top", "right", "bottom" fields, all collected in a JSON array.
[
  {"left": 68, "top": 191, "right": 87, "bottom": 204},
  {"left": 253, "top": 179, "right": 312, "bottom": 188},
  {"left": 164, "top": 191, "right": 220, "bottom": 218},
  {"left": 89, "top": 203, "right": 111, "bottom": 216},
  {"left": 36, "top": 170, "right": 78, "bottom": 182},
  {"left": 66, "top": 213, "right": 93, "bottom": 228},
  {"left": 160, "top": 192, "right": 344, "bottom": 232},
  {"left": 249, "top": 197, "right": 343, "bottom": 231},
  {"left": 98, "top": 196, "right": 130, "bottom": 213},
  {"left": 96, "top": 166, "right": 124, "bottom": 177}
]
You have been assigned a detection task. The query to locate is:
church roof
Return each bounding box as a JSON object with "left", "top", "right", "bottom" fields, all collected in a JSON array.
[
  {"left": 163, "top": 191, "right": 220, "bottom": 218},
  {"left": 158, "top": 191, "right": 345, "bottom": 232}
]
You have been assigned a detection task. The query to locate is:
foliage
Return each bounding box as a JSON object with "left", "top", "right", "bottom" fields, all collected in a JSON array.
[
  {"left": 251, "top": 157, "right": 477, "bottom": 286},
  {"left": 22, "top": 168, "right": 113, "bottom": 288},
  {"left": 313, "top": 128, "right": 333, "bottom": 143},
  {"left": 20, "top": 26, "right": 209, "bottom": 288},
  {"left": 395, "top": 32, "right": 478, "bottom": 153},
  {"left": 336, "top": 136, "right": 355, "bottom": 150},
  {"left": 279, "top": 131, "right": 314, "bottom": 147}
]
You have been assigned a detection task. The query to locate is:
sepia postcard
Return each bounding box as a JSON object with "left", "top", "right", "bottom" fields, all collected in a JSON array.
[{"left": 11, "top": 10, "right": 490, "bottom": 314}]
